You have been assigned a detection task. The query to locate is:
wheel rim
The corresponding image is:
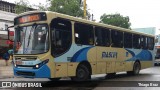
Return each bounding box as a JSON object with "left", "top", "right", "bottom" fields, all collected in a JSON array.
[{"left": 77, "top": 68, "right": 85, "bottom": 79}]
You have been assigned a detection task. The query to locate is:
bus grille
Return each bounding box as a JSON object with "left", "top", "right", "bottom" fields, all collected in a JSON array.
[
  {"left": 15, "top": 57, "right": 37, "bottom": 61},
  {"left": 16, "top": 71, "right": 35, "bottom": 76}
]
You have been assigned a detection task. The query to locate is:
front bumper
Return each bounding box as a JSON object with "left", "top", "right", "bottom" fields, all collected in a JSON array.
[{"left": 13, "top": 64, "right": 51, "bottom": 78}]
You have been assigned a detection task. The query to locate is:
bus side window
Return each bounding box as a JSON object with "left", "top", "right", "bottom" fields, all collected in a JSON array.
[
  {"left": 74, "top": 23, "right": 94, "bottom": 45},
  {"left": 141, "top": 36, "right": 148, "bottom": 49},
  {"left": 111, "top": 30, "right": 123, "bottom": 48},
  {"left": 133, "top": 34, "right": 141, "bottom": 49},
  {"left": 95, "top": 27, "right": 110, "bottom": 47},
  {"left": 148, "top": 37, "right": 154, "bottom": 50},
  {"left": 124, "top": 32, "right": 132, "bottom": 48}
]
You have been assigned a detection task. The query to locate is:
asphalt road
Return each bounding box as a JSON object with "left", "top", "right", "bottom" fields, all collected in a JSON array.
[{"left": 0, "top": 66, "right": 160, "bottom": 90}]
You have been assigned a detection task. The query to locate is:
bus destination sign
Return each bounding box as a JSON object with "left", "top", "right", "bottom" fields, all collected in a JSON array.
[
  {"left": 14, "top": 13, "right": 47, "bottom": 25},
  {"left": 19, "top": 14, "right": 40, "bottom": 23}
]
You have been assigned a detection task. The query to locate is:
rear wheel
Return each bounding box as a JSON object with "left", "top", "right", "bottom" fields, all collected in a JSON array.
[
  {"left": 71, "top": 64, "right": 90, "bottom": 81},
  {"left": 127, "top": 61, "right": 141, "bottom": 75}
]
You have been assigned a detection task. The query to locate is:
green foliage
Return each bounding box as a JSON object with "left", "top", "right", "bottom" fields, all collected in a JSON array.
[
  {"left": 15, "top": 0, "right": 32, "bottom": 14},
  {"left": 49, "top": 0, "right": 84, "bottom": 17},
  {"left": 34, "top": 3, "right": 48, "bottom": 11},
  {"left": 33, "top": 0, "right": 50, "bottom": 11},
  {"left": 15, "top": 0, "right": 90, "bottom": 18},
  {"left": 100, "top": 13, "right": 131, "bottom": 29}
]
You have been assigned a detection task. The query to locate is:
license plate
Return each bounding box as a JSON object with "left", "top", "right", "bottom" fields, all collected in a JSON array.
[{"left": 15, "top": 61, "right": 23, "bottom": 65}]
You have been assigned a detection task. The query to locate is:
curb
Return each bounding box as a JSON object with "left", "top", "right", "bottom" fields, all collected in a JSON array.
[{"left": 0, "top": 76, "right": 14, "bottom": 79}]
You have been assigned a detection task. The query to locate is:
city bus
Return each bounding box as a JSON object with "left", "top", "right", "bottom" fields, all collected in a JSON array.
[{"left": 12, "top": 11, "right": 155, "bottom": 81}]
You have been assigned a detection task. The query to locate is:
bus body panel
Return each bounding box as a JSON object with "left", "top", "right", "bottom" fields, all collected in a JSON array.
[{"left": 13, "top": 40, "right": 153, "bottom": 78}]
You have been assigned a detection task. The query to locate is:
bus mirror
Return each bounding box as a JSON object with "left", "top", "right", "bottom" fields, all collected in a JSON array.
[{"left": 7, "top": 25, "right": 14, "bottom": 40}]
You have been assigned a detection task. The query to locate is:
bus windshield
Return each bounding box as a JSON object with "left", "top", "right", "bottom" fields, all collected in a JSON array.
[{"left": 14, "top": 24, "right": 49, "bottom": 54}]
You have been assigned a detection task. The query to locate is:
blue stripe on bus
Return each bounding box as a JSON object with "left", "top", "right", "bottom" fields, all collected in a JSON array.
[
  {"left": 13, "top": 64, "right": 51, "bottom": 78},
  {"left": 71, "top": 47, "right": 92, "bottom": 62},
  {"left": 126, "top": 49, "right": 152, "bottom": 61},
  {"left": 125, "top": 49, "right": 135, "bottom": 57}
]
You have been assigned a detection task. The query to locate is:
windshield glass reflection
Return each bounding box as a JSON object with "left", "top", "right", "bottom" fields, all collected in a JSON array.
[{"left": 14, "top": 24, "right": 49, "bottom": 54}]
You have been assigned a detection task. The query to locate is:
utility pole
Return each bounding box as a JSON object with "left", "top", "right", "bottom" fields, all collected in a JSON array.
[{"left": 83, "top": 0, "right": 86, "bottom": 19}]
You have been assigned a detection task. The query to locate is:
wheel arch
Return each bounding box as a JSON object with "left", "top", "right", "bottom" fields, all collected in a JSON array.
[
  {"left": 134, "top": 60, "right": 141, "bottom": 67},
  {"left": 77, "top": 61, "right": 92, "bottom": 75}
]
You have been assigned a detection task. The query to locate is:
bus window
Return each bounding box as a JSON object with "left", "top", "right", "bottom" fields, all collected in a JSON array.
[
  {"left": 124, "top": 32, "right": 132, "bottom": 48},
  {"left": 148, "top": 37, "right": 154, "bottom": 50},
  {"left": 141, "top": 36, "right": 148, "bottom": 49},
  {"left": 74, "top": 23, "right": 94, "bottom": 45},
  {"left": 111, "top": 30, "right": 123, "bottom": 48},
  {"left": 50, "top": 18, "right": 72, "bottom": 56},
  {"left": 95, "top": 27, "right": 110, "bottom": 47},
  {"left": 133, "top": 34, "right": 141, "bottom": 49}
]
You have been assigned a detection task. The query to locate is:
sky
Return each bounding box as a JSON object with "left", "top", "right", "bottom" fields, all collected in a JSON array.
[{"left": 4, "top": 0, "right": 160, "bottom": 34}]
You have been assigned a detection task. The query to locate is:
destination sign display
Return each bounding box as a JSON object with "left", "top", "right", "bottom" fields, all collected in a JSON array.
[
  {"left": 19, "top": 14, "right": 40, "bottom": 23},
  {"left": 14, "top": 13, "right": 47, "bottom": 25}
]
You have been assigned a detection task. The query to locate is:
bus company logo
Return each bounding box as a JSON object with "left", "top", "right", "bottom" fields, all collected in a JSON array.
[
  {"left": 102, "top": 52, "right": 118, "bottom": 58},
  {"left": 2, "top": 82, "right": 11, "bottom": 88}
]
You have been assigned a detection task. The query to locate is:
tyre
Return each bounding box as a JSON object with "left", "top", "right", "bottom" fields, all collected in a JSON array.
[
  {"left": 154, "top": 63, "right": 158, "bottom": 66},
  {"left": 127, "top": 61, "right": 141, "bottom": 75},
  {"left": 71, "top": 64, "right": 90, "bottom": 81}
]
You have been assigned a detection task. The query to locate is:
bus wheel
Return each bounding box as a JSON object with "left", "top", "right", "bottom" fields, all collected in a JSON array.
[
  {"left": 127, "top": 61, "right": 141, "bottom": 75},
  {"left": 133, "top": 62, "right": 141, "bottom": 75},
  {"left": 49, "top": 78, "right": 60, "bottom": 81},
  {"left": 71, "top": 64, "right": 90, "bottom": 81}
]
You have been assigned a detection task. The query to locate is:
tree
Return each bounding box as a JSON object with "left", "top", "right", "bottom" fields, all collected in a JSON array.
[
  {"left": 100, "top": 13, "right": 131, "bottom": 29},
  {"left": 34, "top": 3, "right": 48, "bottom": 11},
  {"left": 15, "top": 0, "right": 32, "bottom": 14},
  {"left": 33, "top": 0, "right": 50, "bottom": 11},
  {"left": 49, "top": 0, "right": 88, "bottom": 17},
  {"left": 15, "top": 0, "right": 91, "bottom": 18}
]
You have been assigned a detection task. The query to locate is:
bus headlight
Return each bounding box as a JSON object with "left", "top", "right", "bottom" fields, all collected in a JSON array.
[
  {"left": 34, "top": 59, "right": 49, "bottom": 69},
  {"left": 35, "top": 64, "right": 39, "bottom": 68}
]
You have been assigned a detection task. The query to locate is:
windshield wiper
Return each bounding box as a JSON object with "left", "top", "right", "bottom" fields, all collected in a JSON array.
[{"left": 26, "top": 23, "right": 37, "bottom": 51}]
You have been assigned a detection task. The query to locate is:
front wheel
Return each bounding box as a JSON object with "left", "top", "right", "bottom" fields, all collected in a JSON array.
[{"left": 71, "top": 64, "right": 90, "bottom": 81}]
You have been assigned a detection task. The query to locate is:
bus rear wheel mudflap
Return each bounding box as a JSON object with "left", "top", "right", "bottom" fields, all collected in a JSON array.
[
  {"left": 127, "top": 61, "right": 141, "bottom": 75},
  {"left": 71, "top": 64, "right": 91, "bottom": 81}
]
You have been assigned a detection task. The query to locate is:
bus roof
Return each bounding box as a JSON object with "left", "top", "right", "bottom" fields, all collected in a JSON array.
[{"left": 16, "top": 11, "right": 155, "bottom": 37}]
